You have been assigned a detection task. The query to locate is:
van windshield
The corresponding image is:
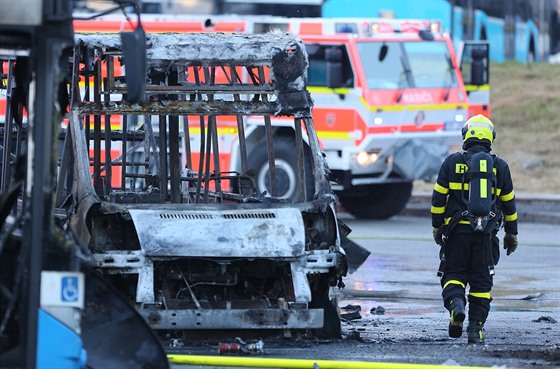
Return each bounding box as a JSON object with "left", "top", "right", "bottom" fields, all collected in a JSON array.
[{"left": 356, "top": 40, "right": 458, "bottom": 90}]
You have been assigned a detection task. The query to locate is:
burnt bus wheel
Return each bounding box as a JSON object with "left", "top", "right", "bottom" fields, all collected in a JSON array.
[
  {"left": 309, "top": 275, "right": 342, "bottom": 339},
  {"left": 338, "top": 182, "right": 413, "bottom": 220},
  {"left": 248, "top": 137, "right": 314, "bottom": 201}
]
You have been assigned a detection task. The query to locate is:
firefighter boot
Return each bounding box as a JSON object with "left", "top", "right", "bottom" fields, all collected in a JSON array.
[
  {"left": 447, "top": 297, "right": 466, "bottom": 338},
  {"left": 467, "top": 321, "right": 485, "bottom": 344}
]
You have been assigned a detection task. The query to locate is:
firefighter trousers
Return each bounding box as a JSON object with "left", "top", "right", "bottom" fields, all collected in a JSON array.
[{"left": 440, "top": 227, "right": 500, "bottom": 324}]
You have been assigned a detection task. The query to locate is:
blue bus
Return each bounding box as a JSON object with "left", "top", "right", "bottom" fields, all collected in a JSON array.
[{"left": 322, "top": 0, "right": 558, "bottom": 63}]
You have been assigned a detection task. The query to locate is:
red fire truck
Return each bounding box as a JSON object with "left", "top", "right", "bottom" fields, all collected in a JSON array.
[{"left": 3, "top": 15, "right": 490, "bottom": 219}]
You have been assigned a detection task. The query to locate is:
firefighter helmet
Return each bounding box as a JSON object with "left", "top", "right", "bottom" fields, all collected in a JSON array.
[{"left": 462, "top": 114, "right": 496, "bottom": 143}]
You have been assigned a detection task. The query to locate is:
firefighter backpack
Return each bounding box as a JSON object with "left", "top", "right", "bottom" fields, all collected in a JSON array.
[{"left": 462, "top": 152, "right": 500, "bottom": 233}]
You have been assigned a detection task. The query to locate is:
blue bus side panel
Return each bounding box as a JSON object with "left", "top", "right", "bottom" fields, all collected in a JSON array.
[
  {"left": 322, "top": 0, "right": 452, "bottom": 31},
  {"left": 517, "top": 20, "right": 539, "bottom": 62},
  {"left": 37, "top": 309, "right": 87, "bottom": 369},
  {"left": 323, "top": 0, "right": 541, "bottom": 63},
  {"left": 475, "top": 11, "right": 505, "bottom": 63}
]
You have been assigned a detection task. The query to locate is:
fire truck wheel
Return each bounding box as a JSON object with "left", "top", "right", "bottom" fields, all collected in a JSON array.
[
  {"left": 248, "top": 137, "right": 313, "bottom": 201},
  {"left": 338, "top": 182, "right": 413, "bottom": 219}
]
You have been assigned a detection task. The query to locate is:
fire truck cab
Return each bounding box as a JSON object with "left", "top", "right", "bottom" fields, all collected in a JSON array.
[
  {"left": 270, "top": 17, "right": 490, "bottom": 219},
  {"left": 70, "top": 15, "right": 490, "bottom": 219}
]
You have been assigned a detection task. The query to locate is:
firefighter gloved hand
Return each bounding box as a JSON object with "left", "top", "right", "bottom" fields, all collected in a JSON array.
[
  {"left": 503, "top": 233, "right": 518, "bottom": 255},
  {"left": 433, "top": 227, "right": 445, "bottom": 246}
]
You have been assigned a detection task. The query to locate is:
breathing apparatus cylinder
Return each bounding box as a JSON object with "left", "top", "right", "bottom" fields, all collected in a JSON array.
[{"left": 467, "top": 152, "right": 494, "bottom": 231}]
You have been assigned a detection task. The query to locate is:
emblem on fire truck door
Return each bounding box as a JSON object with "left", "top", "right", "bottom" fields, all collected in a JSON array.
[
  {"left": 326, "top": 113, "right": 335, "bottom": 127},
  {"left": 414, "top": 110, "right": 425, "bottom": 127}
]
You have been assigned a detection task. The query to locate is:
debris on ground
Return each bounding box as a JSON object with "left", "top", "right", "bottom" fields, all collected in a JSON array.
[
  {"left": 521, "top": 293, "right": 544, "bottom": 300},
  {"left": 345, "top": 330, "right": 365, "bottom": 342},
  {"left": 341, "top": 304, "right": 361, "bottom": 311},
  {"left": 170, "top": 339, "right": 184, "bottom": 348},
  {"left": 370, "top": 306, "right": 386, "bottom": 315},
  {"left": 340, "top": 305, "right": 362, "bottom": 321},
  {"left": 532, "top": 316, "right": 557, "bottom": 323},
  {"left": 217, "top": 337, "right": 264, "bottom": 355}
]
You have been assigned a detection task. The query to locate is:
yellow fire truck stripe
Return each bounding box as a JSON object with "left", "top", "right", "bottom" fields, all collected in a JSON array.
[
  {"left": 359, "top": 96, "right": 468, "bottom": 112},
  {"left": 307, "top": 86, "right": 351, "bottom": 95},
  {"left": 464, "top": 84, "right": 490, "bottom": 92},
  {"left": 317, "top": 131, "right": 353, "bottom": 140},
  {"left": 188, "top": 127, "right": 239, "bottom": 136},
  {"left": 304, "top": 87, "right": 470, "bottom": 111}
]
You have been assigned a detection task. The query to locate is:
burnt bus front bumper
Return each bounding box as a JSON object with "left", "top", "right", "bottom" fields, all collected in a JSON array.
[{"left": 141, "top": 308, "right": 324, "bottom": 330}]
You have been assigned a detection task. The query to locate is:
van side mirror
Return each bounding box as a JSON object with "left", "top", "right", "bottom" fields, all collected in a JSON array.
[
  {"left": 120, "top": 26, "right": 146, "bottom": 103},
  {"left": 325, "top": 47, "right": 343, "bottom": 88},
  {"left": 470, "top": 47, "right": 486, "bottom": 86}
]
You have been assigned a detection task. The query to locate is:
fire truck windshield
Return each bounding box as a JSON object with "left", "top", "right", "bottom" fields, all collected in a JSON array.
[{"left": 357, "top": 40, "right": 458, "bottom": 90}]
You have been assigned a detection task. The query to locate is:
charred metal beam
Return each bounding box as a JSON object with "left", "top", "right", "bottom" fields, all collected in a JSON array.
[
  {"left": 107, "top": 84, "right": 276, "bottom": 95},
  {"left": 76, "top": 32, "right": 307, "bottom": 67},
  {"left": 74, "top": 100, "right": 307, "bottom": 117}
]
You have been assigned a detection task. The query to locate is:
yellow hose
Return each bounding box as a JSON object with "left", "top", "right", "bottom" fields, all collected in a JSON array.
[{"left": 167, "top": 354, "right": 493, "bottom": 369}]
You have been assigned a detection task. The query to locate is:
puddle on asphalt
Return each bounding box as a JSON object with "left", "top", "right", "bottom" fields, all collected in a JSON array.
[
  {"left": 338, "top": 248, "right": 560, "bottom": 318},
  {"left": 337, "top": 290, "right": 559, "bottom": 317}
]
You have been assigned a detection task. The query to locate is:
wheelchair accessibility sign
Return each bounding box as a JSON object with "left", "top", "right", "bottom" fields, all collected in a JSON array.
[
  {"left": 40, "top": 272, "right": 84, "bottom": 309},
  {"left": 61, "top": 276, "right": 79, "bottom": 302}
]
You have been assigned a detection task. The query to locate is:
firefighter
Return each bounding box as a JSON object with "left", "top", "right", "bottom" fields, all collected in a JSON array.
[{"left": 431, "top": 114, "right": 518, "bottom": 344}]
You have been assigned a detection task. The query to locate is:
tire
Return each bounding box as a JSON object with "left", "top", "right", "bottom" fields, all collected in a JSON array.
[
  {"left": 338, "top": 182, "right": 413, "bottom": 220},
  {"left": 248, "top": 137, "right": 313, "bottom": 201},
  {"left": 309, "top": 275, "right": 342, "bottom": 339}
]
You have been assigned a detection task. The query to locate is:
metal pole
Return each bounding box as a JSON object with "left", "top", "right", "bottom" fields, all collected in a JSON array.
[{"left": 24, "top": 33, "right": 73, "bottom": 369}]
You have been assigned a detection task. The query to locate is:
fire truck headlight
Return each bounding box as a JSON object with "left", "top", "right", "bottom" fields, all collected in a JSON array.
[
  {"left": 373, "top": 117, "right": 383, "bottom": 125},
  {"left": 430, "top": 21, "right": 441, "bottom": 34},
  {"left": 354, "top": 151, "right": 379, "bottom": 166},
  {"left": 455, "top": 114, "right": 464, "bottom": 122}
]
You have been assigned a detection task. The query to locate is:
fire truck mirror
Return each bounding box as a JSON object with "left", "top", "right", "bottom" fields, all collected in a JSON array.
[
  {"left": 418, "top": 29, "right": 435, "bottom": 41},
  {"left": 120, "top": 26, "right": 147, "bottom": 103},
  {"left": 326, "top": 47, "right": 343, "bottom": 88},
  {"left": 471, "top": 47, "right": 487, "bottom": 86},
  {"left": 379, "top": 44, "right": 388, "bottom": 62}
]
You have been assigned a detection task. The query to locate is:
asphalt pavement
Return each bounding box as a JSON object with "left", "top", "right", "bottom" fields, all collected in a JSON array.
[{"left": 169, "top": 216, "right": 560, "bottom": 368}]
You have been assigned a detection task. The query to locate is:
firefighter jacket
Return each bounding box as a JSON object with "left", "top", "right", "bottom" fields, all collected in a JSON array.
[{"left": 431, "top": 146, "right": 518, "bottom": 235}]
